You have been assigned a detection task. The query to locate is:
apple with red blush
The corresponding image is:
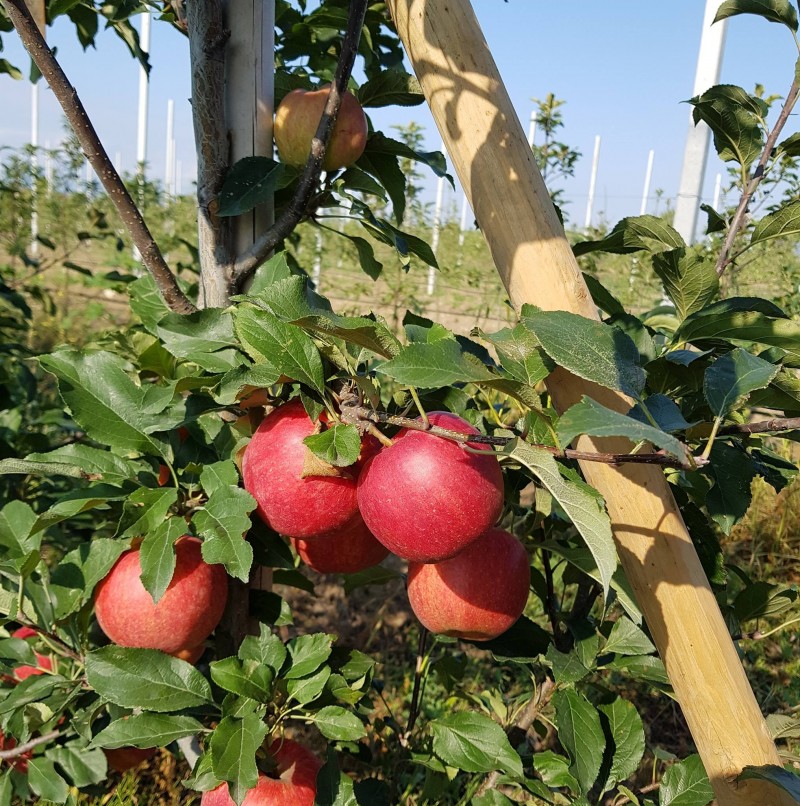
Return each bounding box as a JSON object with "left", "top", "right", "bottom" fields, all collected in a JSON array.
[
  {"left": 407, "top": 527, "right": 530, "bottom": 641},
  {"left": 357, "top": 411, "right": 504, "bottom": 563},
  {"left": 201, "top": 738, "right": 321, "bottom": 806},
  {"left": 274, "top": 86, "right": 368, "bottom": 171},
  {"left": 242, "top": 400, "right": 378, "bottom": 540},
  {"left": 95, "top": 536, "right": 227, "bottom": 658},
  {"left": 290, "top": 514, "right": 389, "bottom": 574}
]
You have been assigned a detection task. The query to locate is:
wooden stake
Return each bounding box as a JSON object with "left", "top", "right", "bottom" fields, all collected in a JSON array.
[{"left": 386, "top": 2, "right": 790, "bottom": 803}]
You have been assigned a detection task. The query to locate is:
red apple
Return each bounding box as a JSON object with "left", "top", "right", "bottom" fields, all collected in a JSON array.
[
  {"left": 274, "top": 86, "right": 368, "bottom": 171},
  {"left": 95, "top": 536, "right": 227, "bottom": 656},
  {"left": 10, "top": 627, "right": 52, "bottom": 681},
  {"left": 157, "top": 464, "right": 171, "bottom": 487},
  {"left": 0, "top": 731, "right": 31, "bottom": 773},
  {"left": 243, "top": 400, "right": 378, "bottom": 540},
  {"left": 104, "top": 746, "right": 156, "bottom": 773},
  {"left": 290, "top": 515, "right": 389, "bottom": 574},
  {"left": 201, "top": 739, "right": 321, "bottom": 806},
  {"left": 172, "top": 643, "right": 205, "bottom": 664},
  {"left": 357, "top": 412, "right": 504, "bottom": 563},
  {"left": 407, "top": 527, "right": 530, "bottom": 640}
]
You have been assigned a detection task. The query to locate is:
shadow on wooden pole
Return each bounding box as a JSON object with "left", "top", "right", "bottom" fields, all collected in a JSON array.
[{"left": 386, "top": 1, "right": 792, "bottom": 803}]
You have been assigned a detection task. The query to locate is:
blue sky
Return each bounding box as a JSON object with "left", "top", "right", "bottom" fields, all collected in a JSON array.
[{"left": 0, "top": 1, "right": 797, "bottom": 227}]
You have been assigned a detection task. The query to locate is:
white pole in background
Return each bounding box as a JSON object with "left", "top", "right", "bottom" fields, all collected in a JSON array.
[
  {"left": 584, "top": 135, "right": 601, "bottom": 231},
  {"left": 176, "top": 160, "right": 182, "bottom": 197},
  {"left": 673, "top": 0, "right": 727, "bottom": 244},
  {"left": 640, "top": 149, "right": 655, "bottom": 215},
  {"left": 458, "top": 194, "right": 470, "bottom": 248},
  {"left": 527, "top": 110, "right": 537, "bottom": 148},
  {"left": 30, "top": 81, "right": 40, "bottom": 256},
  {"left": 712, "top": 172, "right": 722, "bottom": 210},
  {"left": 134, "top": 9, "right": 151, "bottom": 260},
  {"left": 427, "top": 142, "right": 447, "bottom": 295},
  {"left": 165, "top": 99, "right": 175, "bottom": 201}
]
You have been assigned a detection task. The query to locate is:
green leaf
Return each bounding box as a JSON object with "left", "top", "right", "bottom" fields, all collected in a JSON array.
[
  {"left": 675, "top": 306, "right": 800, "bottom": 367},
  {"left": 238, "top": 625, "right": 287, "bottom": 675},
  {"left": 303, "top": 424, "right": 362, "bottom": 467},
  {"left": 475, "top": 323, "right": 554, "bottom": 386},
  {"left": 472, "top": 792, "right": 515, "bottom": 806},
  {"left": 24, "top": 444, "right": 143, "bottom": 485},
  {"left": 200, "top": 462, "right": 240, "bottom": 497},
  {"left": 572, "top": 215, "right": 685, "bottom": 257},
  {"left": 93, "top": 713, "right": 205, "bottom": 749},
  {"left": 210, "top": 657, "right": 274, "bottom": 702},
  {"left": 0, "top": 59, "right": 23, "bottom": 80},
  {"left": 430, "top": 712, "right": 523, "bottom": 777},
  {"left": 706, "top": 443, "right": 757, "bottom": 534},
  {"left": 39, "top": 350, "right": 168, "bottom": 457},
  {"left": 0, "top": 500, "right": 40, "bottom": 570},
  {"left": 311, "top": 705, "right": 366, "bottom": 741},
  {"left": 292, "top": 309, "right": 401, "bottom": 359},
  {"left": 342, "top": 565, "right": 404, "bottom": 594},
  {"left": 553, "top": 688, "right": 606, "bottom": 795},
  {"left": 286, "top": 633, "right": 333, "bottom": 679},
  {"left": 49, "top": 537, "right": 128, "bottom": 616},
  {"left": 218, "top": 157, "right": 286, "bottom": 217},
  {"left": 47, "top": 744, "right": 108, "bottom": 787},
  {"left": 547, "top": 645, "right": 590, "bottom": 683},
  {"left": 315, "top": 746, "right": 358, "bottom": 806},
  {"left": 751, "top": 199, "right": 800, "bottom": 246},
  {"left": 603, "top": 618, "right": 656, "bottom": 656},
  {"left": 651, "top": 249, "right": 719, "bottom": 321},
  {"left": 156, "top": 309, "right": 239, "bottom": 371},
  {"left": 234, "top": 307, "right": 325, "bottom": 394},
  {"left": 332, "top": 231, "right": 384, "bottom": 280},
  {"left": 357, "top": 69, "right": 424, "bottom": 107},
  {"left": 210, "top": 714, "right": 269, "bottom": 805},
  {"left": 628, "top": 394, "right": 698, "bottom": 433},
  {"left": 714, "top": 0, "right": 798, "bottom": 31},
  {"left": 660, "top": 754, "right": 714, "bottom": 806},
  {"left": 557, "top": 396, "right": 688, "bottom": 461},
  {"left": 522, "top": 309, "right": 645, "bottom": 398},
  {"left": 85, "top": 646, "right": 212, "bottom": 711},
  {"left": 119, "top": 488, "right": 177, "bottom": 540},
  {"left": 734, "top": 581, "right": 797, "bottom": 622},
  {"left": 194, "top": 487, "right": 256, "bottom": 582},
  {"left": 738, "top": 765, "right": 800, "bottom": 800},
  {"left": 534, "top": 750, "right": 579, "bottom": 791},
  {"left": 377, "top": 339, "right": 495, "bottom": 388},
  {"left": 138, "top": 518, "right": 185, "bottom": 603},
  {"left": 690, "top": 85, "right": 764, "bottom": 171},
  {"left": 598, "top": 698, "right": 645, "bottom": 792},
  {"left": 508, "top": 441, "right": 617, "bottom": 598},
  {"left": 470, "top": 615, "right": 552, "bottom": 663},
  {"left": 703, "top": 348, "right": 779, "bottom": 418},
  {"left": 27, "top": 757, "right": 69, "bottom": 803},
  {"left": 287, "top": 665, "right": 331, "bottom": 704}
]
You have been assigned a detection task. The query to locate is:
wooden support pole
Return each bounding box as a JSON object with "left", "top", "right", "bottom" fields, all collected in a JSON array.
[{"left": 386, "top": 2, "right": 790, "bottom": 803}]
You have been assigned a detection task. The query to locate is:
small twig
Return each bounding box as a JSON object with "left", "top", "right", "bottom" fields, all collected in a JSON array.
[
  {"left": 475, "top": 678, "right": 555, "bottom": 796},
  {"left": 338, "top": 400, "right": 702, "bottom": 471},
  {"left": 615, "top": 781, "right": 660, "bottom": 805},
  {"left": 718, "top": 416, "right": 800, "bottom": 436},
  {"left": 715, "top": 78, "right": 800, "bottom": 277},
  {"left": 402, "top": 627, "right": 429, "bottom": 745},
  {"left": 15, "top": 619, "right": 82, "bottom": 663},
  {"left": 231, "top": 0, "right": 369, "bottom": 289},
  {"left": 2, "top": 0, "right": 196, "bottom": 315},
  {"left": 0, "top": 729, "right": 60, "bottom": 760}
]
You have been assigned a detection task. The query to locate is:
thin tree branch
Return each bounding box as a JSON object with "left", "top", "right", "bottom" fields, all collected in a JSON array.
[
  {"left": 15, "top": 619, "right": 82, "bottom": 663},
  {"left": 2, "top": 0, "right": 196, "bottom": 314},
  {"left": 475, "top": 678, "right": 555, "bottom": 796},
  {"left": 0, "top": 729, "right": 60, "bottom": 760},
  {"left": 338, "top": 399, "right": 704, "bottom": 471},
  {"left": 402, "top": 627, "right": 429, "bottom": 745},
  {"left": 718, "top": 416, "right": 800, "bottom": 436},
  {"left": 186, "top": 0, "right": 233, "bottom": 309},
  {"left": 231, "top": 0, "right": 369, "bottom": 289},
  {"left": 715, "top": 79, "right": 800, "bottom": 277}
]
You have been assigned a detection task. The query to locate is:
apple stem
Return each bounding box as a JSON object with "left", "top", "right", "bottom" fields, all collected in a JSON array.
[{"left": 408, "top": 387, "right": 430, "bottom": 429}]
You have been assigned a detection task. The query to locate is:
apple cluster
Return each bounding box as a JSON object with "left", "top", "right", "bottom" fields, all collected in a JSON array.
[{"left": 243, "top": 402, "right": 531, "bottom": 642}]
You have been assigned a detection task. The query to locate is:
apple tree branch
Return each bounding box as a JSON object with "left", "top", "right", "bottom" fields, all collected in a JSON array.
[{"left": 1, "top": 0, "right": 197, "bottom": 315}]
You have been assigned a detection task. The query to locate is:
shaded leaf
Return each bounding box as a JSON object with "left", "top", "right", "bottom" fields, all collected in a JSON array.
[
  {"left": 553, "top": 688, "right": 605, "bottom": 795},
  {"left": 93, "top": 713, "right": 205, "bottom": 749},
  {"left": 703, "top": 348, "right": 779, "bottom": 417},
  {"left": 660, "top": 754, "right": 714, "bottom": 806}
]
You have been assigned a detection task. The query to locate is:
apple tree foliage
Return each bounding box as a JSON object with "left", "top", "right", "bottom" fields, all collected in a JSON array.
[{"left": 1, "top": 0, "right": 800, "bottom": 804}]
